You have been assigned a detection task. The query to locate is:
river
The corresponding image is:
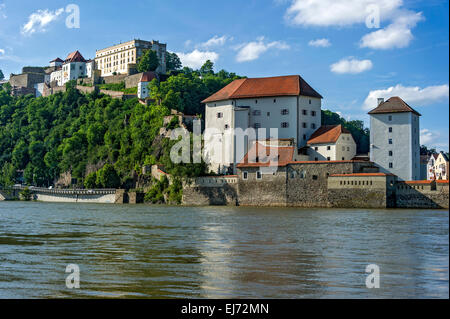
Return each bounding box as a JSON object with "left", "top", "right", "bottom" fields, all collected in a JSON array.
[{"left": 0, "top": 201, "right": 448, "bottom": 298}]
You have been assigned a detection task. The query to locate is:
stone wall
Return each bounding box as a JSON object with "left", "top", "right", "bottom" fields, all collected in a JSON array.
[
  {"left": 101, "top": 74, "right": 128, "bottom": 84},
  {"left": 10, "top": 73, "right": 45, "bottom": 88},
  {"left": 182, "top": 183, "right": 238, "bottom": 206},
  {"left": 395, "top": 181, "right": 448, "bottom": 209}
]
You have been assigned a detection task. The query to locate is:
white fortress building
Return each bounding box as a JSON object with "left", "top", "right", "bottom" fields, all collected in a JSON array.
[
  {"left": 202, "top": 75, "right": 323, "bottom": 174},
  {"left": 369, "top": 96, "right": 421, "bottom": 181},
  {"left": 95, "top": 39, "right": 167, "bottom": 77},
  {"left": 49, "top": 51, "right": 94, "bottom": 86}
]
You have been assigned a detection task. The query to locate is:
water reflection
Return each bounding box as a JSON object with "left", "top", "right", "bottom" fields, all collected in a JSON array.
[{"left": 0, "top": 202, "right": 448, "bottom": 298}]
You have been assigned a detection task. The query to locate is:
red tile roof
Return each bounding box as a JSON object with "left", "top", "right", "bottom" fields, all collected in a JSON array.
[
  {"left": 307, "top": 125, "right": 351, "bottom": 145},
  {"left": 140, "top": 71, "right": 158, "bottom": 82},
  {"left": 202, "top": 75, "right": 322, "bottom": 103},
  {"left": 404, "top": 180, "right": 434, "bottom": 184},
  {"left": 330, "top": 173, "right": 395, "bottom": 177},
  {"left": 368, "top": 96, "right": 421, "bottom": 116},
  {"left": 237, "top": 142, "right": 295, "bottom": 168},
  {"left": 436, "top": 180, "right": 449, "bottom": 184},
  {"left": 65, "top": 51, "right": 86, "bottom": 63},
  {"left": 50, "top": 58, "right": 63, "bottom": 63}
]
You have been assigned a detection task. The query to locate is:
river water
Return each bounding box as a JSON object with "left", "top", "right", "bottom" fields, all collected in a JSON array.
[{"left": 0, "top": 201, "right": 448, "bottom": 299}]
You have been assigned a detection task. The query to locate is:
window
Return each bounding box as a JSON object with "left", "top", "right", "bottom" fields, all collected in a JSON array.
[
  {"left": 302, "top": 109, "right": 307, "bottom": 115},
  {"left": 224, "top": 124, "right": 229, "bottom": 130},
  {"left": 256, "top": 171, "right": 262, "bottom": 180},
  {"left": 302, "top": 122, "right": 307, "bottom": 128},
  {"left": 217, "top": 112, "right": 223, "bottom": 118},
  {"left": 252, "top": 110, "right": 261, "bottom": 116},
  {"left": 281, "top": 109, "right": 289, "bottom": 115},
  {"left": 303, "top": 134, "right": 307, "bottom": 140},
  {"left": 311, "top": 123, "right": 316, "bottom": 129},
  {"left": 312, "top": 175, "right": 318, "bottom": 180},
  {"left": 388, "top": 115, "right": 392, "bottom": 121},
  {"left": 389, "top": 139, "right": 393, "bottom": 144},
  {"left": 389, "top": 151, "right": 393, "bottom": 156},
  {"left": 342, "top": 157, "right": 345, "bottom": 160},
  {"left": 311, "top": 111, "right": 316, "bottom": 117},
  {"left": 327, "top": 146, "right": 331, "bottom": 151},
  {"left": 254, "top": 123, "right": 261, "bottom": 129},
  {"left": 389, "top": 127, "right": 393, "bottom": 133},
  {"left": 314, "top": 157, "right": 318, "bottom": 161},
  {"left": 281, "top": 122, "right": 289, "bottom": 128},
  {"left": 243, "top": 171, "right": 248, "bottom": 180},
  {"left": 327, "top": 157, "right": 331, "bottom": 161},
  {"left": 255, "top": 100, "right": 258, "bottom": 104},
  {"left": 389, "top": 163, "right": 393, "bottom": 168},
  {"left": 273, "top": 99, "right": 276, "bottom": 103},
  {"left": 315, "top": 147, "right": 319, "bottom": 151},
  {"left": 267, "top": 112, "right": 270, "bottom": 116},
  {"left": 309, "top": 99, "right": 312, "bottom": 104}
]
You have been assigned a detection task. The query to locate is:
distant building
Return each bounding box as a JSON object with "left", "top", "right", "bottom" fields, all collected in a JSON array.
[
  {"left": 202, "top": 75, "right": 323, "bottom": 174},
  {"left": 137, "top": 72, "right": 157, "bottom": 99},
  {"left": 427, "top": 154, "right": 439, "bottom": 180},
  {"left": 419, "top": 154, "right": 429, "bottom": 180},
  {"left": 307, "top": 125, "right": 357, "bottom": 161},
  {"left": 369, "top": 96, "right": 421, "bottom": 181},
  {"left": 435, "top": 152, "right": 449, "bottom": 180},
  {"left": 95, "top": 39, "right": 167, "bottom": 77},
  {"left": 50, "top": 51, "right": 92, "bottom": 86}
]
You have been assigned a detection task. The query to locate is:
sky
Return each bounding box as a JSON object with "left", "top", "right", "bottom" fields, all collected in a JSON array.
[{"left": 0, "top": 0, "right": 448, "bottom": 151}]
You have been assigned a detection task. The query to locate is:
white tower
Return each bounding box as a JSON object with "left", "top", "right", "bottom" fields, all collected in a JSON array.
[{"left": 369, "top": 96, "right": 421, "bottom": 181}]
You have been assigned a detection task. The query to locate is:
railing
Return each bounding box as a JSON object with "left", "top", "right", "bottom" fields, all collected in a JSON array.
[{"left": 9, "top": 186, "right": 116, "bottom": 195}]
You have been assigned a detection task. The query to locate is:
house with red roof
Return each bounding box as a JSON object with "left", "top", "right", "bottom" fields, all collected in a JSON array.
[
  {"left": 49, "top": 51, "right": 94, "bottom": 86},
  {"left": 307, "top": 124, "right": 357, "bottom": 161},
  {"left": 202, "top": 75, "right": 323, "bottom": 174}
]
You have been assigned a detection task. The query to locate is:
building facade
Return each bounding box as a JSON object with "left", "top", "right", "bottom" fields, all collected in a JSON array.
[
  {"left": 369, "top": 97, "right": 421, "bottom": 181},
  {"left": 95, "top": 39, "right": 167, "bottom": 77},
  {"left": 202, "top": 75, "right": 323, "bottom": 174},
  {"left": 307, "top": 125, "right": 357, "bottom": 161},
  {"left": 50, "top": 51, "right": 92, "bottom": 86}
]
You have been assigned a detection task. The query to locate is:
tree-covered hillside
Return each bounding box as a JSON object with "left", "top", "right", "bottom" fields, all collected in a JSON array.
[{"left": 0, "top": 64, "right": 241, "bottom": 189}]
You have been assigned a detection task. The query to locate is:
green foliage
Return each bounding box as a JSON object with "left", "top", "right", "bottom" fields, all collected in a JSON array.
[
  {"left": 84, "top": 171, "right": 97, "bottom": 188},
  {"left": 138, "top": 50, "right": 160, "bottom": 72},
  {"left": 96, "top": 163, "right": 120, "bottom": 188},
  {"left": 321, "top": 110, "right": 370, "bottom": 154},
  {"left": 0, "top": 162, "right": 16, "bottom": 186},
  {"left": 0, "top": 69, "right": 4, "bottom": 81},
  {"left": 99, "top": 82, "right": 125, "bottom": 91},
  {"left": 145, "top": 175, "right": 169, "bottom": 203},
  {"left": 166, "top": 52, "right": 182, "bottom": 72},
  {"left": 19, "top": 187, "right": 32, "bottom": 201},
  {"left": 200, "top": 60, "right": 214, "bottom": 76}
]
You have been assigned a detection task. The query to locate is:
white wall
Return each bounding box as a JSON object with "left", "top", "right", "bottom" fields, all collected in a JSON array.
[{"left": 370, "top": 112, "right": 420, "bottom": 180}]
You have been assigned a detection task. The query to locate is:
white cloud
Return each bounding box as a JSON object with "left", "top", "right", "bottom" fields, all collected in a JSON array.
[
  {"left": 308, "top": 38, "right": 331, "bottom": 47},
  {"left": 21, "top": 8, "right": 64, "bottom": 36},
  {"left": 200, "top": 35, "right": 231, "bottom": 48},
  {"left": 362, "top": 84, "right": 449, "bottom": 110},
  {"left": 0, "top": 49, "right": 5, "bottom": 55},
  {"left": 360, "top": 11, "right": 424, "bottom": 49},
  {"left": 330, "top": 57, "right": 373, "bottom": 74},
  {"left": 285, "top": 0, "right": 402, "bottom": 27},
  {"left": 420, "top": 129, "right": 440, "bottom": 146},
  {"left": 176, "top": 50, "right": 219, "bottom": 69},
  {"left": 0, "top": 3, "right": 7, "bottom": 19},
  {"left": 235, "top": 37, "right": 290, "bottom": 62}
]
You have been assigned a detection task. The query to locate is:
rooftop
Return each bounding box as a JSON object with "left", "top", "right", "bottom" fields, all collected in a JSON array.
[
  {"left": 330, "top": 173, "right": 395, "bottom": 177},
  {"left": 140, "top": 71, "right": 158, "bottom": 82},
  {"left": 368, "top": 96, "right": 421, "bottom": 116},
  {"left": 65, "top": 51, "right": 86, "bottom": 63},
  {"left": 307, "top": 125, "right": 351, "bottom": 145},
  {"left": 202, "top": 75, "right": 322, "bottom": 103}
]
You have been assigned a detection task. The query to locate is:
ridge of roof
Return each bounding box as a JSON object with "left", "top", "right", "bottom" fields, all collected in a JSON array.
[
  {"left": 368, "top": 96, "right": 421, "bottom": 116},
  {"left": 307, "top": 125, "right": 351, "bottom": 145}
]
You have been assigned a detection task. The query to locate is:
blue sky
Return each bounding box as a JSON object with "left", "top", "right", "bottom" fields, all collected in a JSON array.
[{"left": 0, "top": 0, "right": 448, "bottom": 151}]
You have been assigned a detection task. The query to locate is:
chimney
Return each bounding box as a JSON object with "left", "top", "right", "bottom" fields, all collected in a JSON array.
[{"left": 377, "top": 98, "right": 385, "bottom": 106}]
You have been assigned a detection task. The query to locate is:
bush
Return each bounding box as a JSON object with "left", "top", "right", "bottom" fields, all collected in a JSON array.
[
  {"left": 84, "top": 172, "right": 97, "bottom": 188},
  {"left": 96, "top": 164, "right": 121, "bottom": 188},
  {"left": 19, "top": 187, "right": 32, "bottom": 201}
]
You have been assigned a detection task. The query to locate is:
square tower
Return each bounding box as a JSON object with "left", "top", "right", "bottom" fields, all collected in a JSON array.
[{"left": 369, "top": 96, "right": 421, "bottom": 181}]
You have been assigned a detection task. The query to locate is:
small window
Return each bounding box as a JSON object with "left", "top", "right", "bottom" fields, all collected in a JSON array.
[
  {"left": 347, "top": 147, "right": 350, "bottom": 151},
  {"left": 314, "top": 157, "right": 318, "bottom": 161},
  {"left": 281, "top": 109, "right": 289, "bottom": 115},
  {"left": 309, "top": 99, "right": 312, "bottom": 104},
  {"left": 327, "top": 157, "right": 331, "bottom": 161},
  {"left": 342, "top": 157, "right": 345, "bottom": 160},
  {"left": 255, "top": 100, "right": 258, "bottom": 104},
  {"left": 389, "top": 163, "right": 393, "bottom": 168},
  {"left": 311, "top": 111, "right": 316, "bottom": 117},
  {"left": 314, "top": 147, "right": 318, "bottom": 151},
  {"left": 252, "top": 110, "right": 261, "bottom": 116},
  {"left": 327, "top": 146, "right": 331, "bottom": 151},
  {"left": 312, "top": 175, "right": 318, "bottom": 180},
  {"left": 388, "top": 115, "right": 392, "bottom": 121},
  {"left": 302, "top": 109, "right": 307, "bottom": 115},
  {"left": 303, "top": 134, "right": 307, "bottom": 140},
  {"left": 389, "top": 139, "right": 393, "bottom": 144},
  {"left": 302, "top": 122, "right": 307, "bottom": 128},
  {"left": 224, "top": 124, "right": 229, "bottom": 130},
  {"left": 243, "top": 171, "right": 248, "bottom": 180},
  {"left": 256, "top": 171, "right": 262, "bottom": 180},
  {"left": 281, "top": 122, "right": 289, "bottom": 128},
  {"left": 389, "top": 151, "right": 393, "bottom": 156},
  {"left": 311, "top": 123, "right": 316, "bottom": 129},
  {"left": 273, "top": 99, "right": 276, "bottom": 103},
  {"left": 267, "top": 112, "right": 270, "bottom": 116},
  {"left": 389, "top": 127, "right": 393, "bottom": 133},
  {"left": 217, "top": 112, "right": 223, "bottom": 118}
]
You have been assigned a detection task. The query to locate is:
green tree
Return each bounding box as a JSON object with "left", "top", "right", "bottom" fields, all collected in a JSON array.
[
  {"left": 0, "top": 162, "right": 16, "bottom": 186},
  {"left": 199, "top": 60, "right": 214, "bottom": 76},
  {"left": 166, "top": 52, "right": 182, "bottom": 72},
  {"left": 96, "top": 163, "right": 120, "bottom": 188},
  {"left": 138, "top": 50, "right": 160, "bottom": 72},
  {"left": 84, "top": 171, "right": 97, "bottom": 189},
  {"left": 0, "top": 69, "right": 4, "bottom": 81}
]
